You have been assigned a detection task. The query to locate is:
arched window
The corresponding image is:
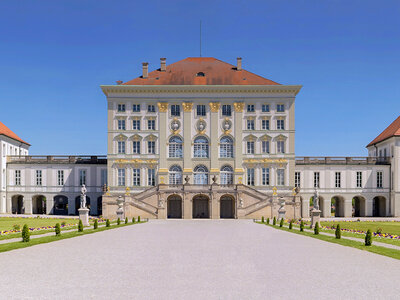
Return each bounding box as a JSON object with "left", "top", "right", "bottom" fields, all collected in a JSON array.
[
  {"left": 169, "top": 165, "right": 182, "bottom": 185},
  {"left": 194, "top": 165, "right": 209, "bottom": 185},
  {"left": 220, "top": 165, "right": 233, "bottom": 185},
  {"left": 169, "top": 136, "right": 183, "bottom": 158},
  {"left": 194, "top": 136, "right": 209, "bottom": 158},
  {"left": 220, "top": 136, "right": 233, "bottom": 158}
]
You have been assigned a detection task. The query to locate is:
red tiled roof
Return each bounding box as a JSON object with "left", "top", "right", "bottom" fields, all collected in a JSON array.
[
  {"left": 0, "top": 121, "right": 30, "bottom": 145},
  {"left": 367, "top": 115, "right": 400, "bottom": 147},
  {"left": 122, "top": 57, "right": 281, "bottom": 86}
]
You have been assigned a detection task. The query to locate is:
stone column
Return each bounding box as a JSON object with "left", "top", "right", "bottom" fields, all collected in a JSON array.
[
  {"left": 209, "top": 102, "right": 220, "bottom": 178},
  {"left": 183, "top": 193, "right": 192, "bottom": 219},
  {"left": 344, "top": 197, "right": 353, "bottom": 217},
  {"left": 211, "top": 190, "right": 219, "bottom": 219},
  {"left": 233, "top": 102, "right": 244, "bottom": 183},
  {"left": 183, "top": 102, "right": 193, "bottom": 182},
  {"left": 323, "top": 198, "right": 331, "bottom": 218},
  {"left": 366, "top": 197, "right": 373, "bottom": 217},
  {"left": 157, "top": 103, "right": 168, "bottom": 182},
  {"left": 301, "top": 196, "right": 310, "bottom": 218}
]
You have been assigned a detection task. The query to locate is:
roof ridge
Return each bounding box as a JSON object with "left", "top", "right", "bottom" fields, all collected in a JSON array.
[
  {"left": 367, "top": 115, "right": 400, "bottom": 147},
  {"left": 0, "top": 121, "right": 30, "bottom": 145}
]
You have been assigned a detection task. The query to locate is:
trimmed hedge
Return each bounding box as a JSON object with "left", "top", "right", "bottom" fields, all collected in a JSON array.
[
  {"left": 22, "top": 224, "right": 30, "bottom": 242},
  {"left": 266, "top": 218, "right": 270, "bottom": 225},
  {"left": 335, "top": 224, "right": 341, "bottom": 239},
  {"left": 138, "top": 216, "right": 141, "bottom": 222},
  {"left": 78, "top": 220, "right": 83, "bottom": 232},
  {"left": 55, "top": 223, "right": 61, "bottom": 236},
  {"left": 365, "top": 229, "right": 372, "bottom": 246}
]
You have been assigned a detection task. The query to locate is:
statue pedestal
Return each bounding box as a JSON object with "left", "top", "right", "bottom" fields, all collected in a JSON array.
[
  {"left": 78, "top": 208, "right": 90, "bottom": 226},
  {"left": 116, "top": 208, "right": 124, "bottom": 220},
  {"left": 310, "top": 209, "right": 321, "bottom": 228}
]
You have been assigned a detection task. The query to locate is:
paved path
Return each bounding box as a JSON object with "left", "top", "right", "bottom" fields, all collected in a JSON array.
[{"left": 0, "top": 220, "right": 400, "bottom": 300}]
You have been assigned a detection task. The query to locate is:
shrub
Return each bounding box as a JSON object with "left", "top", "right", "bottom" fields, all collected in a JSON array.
[
  {"left": 138, "top": 216, "right": 141, "bottom": 222},
  {"left": 94, "top": 219, "right": 98, "bottom": 229},
  {"left": 22, "top": 224, "right": 30, "bottom": 242},
  {"left": 376, "top": 228, "right": 382, "bottom": 235},
  {"left": 261, "top": 216, "right": 264, "bottom": 223},
  {"left": 13, "top": 224, "right": 21, "bottom": 231},
  {"left": 365, "top": 229, "right": 372, "bottom": 246},
  {"left": 314, "top": 222, "right": 319, "bottom": 235},
  {"left": 106, "top": 219, "right": 110, "bottom": 227},
  {"left": 117, "top": 218, "right": 121, "bottom": 225},
  {"left": 55, "top": 223, "right": 61, "bottom": 236},
  {"left": 300, "top": 220, "right": 304, "bottom": 232},
  {"left": 273, "top": 217, "right": 276, "bottom": 226},
  {"left": 266, "top": 218, "right": 270, "bottom": 225},
  {"left": 279, "top": 218, "right": 284, "bottom": 227},
  {"left": 289, "top": 220, "right": 293, "bottom": 230},
  {"left": 335, "top": 224, "right": 341, "bottom": 239},
  {"left": 78, "top": 220, "right": 83, "bottom": 232},
  {"left": 125, "top": 217, "right": 128, "bottom": 224},
  {"left": 132, "top": 217, "right": 135, "bottom": 223},
  {"left": 61, "top": 221, "right": 66, "bottom": 226}
]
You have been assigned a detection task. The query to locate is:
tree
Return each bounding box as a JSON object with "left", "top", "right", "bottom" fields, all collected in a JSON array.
[
  {"left": 365, "top": 229, "right": 372, "bottom": 246},
  {"left": 335, "top": 224, "right": 341, "bottom": 239},
  {"left": 55, "top": 223, "right": 61, "bottom": 236},
  {"left": 314, "top": 222, "right": 319, "bottom": 235}
]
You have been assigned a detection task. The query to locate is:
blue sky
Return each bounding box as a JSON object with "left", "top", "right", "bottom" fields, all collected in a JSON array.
[{"left": 1, "top": 0, "right": 399, "bottom": 156}]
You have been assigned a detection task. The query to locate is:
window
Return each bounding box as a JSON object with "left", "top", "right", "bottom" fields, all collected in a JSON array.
[
  {"left": 377, "top": 171, "right": 383, "bottom": 188},
  {"left": 118, "top": 119, "right": 126, "bottom": 130},
  {"left": 262, "top": 119, "right": 270, "bottom": 130},
  {"left": 335, "top": 172, "right": 341, "bottom": 188},
  {"left": 277, "top": 169, "right": 285, "bottom": 186},
  {"left": 169, "top": 165, "right": 182, "bottom": 185},
  {"left": 314, "top": 172, "right": 320, "bottom": 188},
  {"left": 222, "top": 105, "right": 232, "bottom": 116},
  {"left": 247, "top": 119, "right": 255, "bottom": 130},
  {"left": 171, "top": 105, "right": 180, "bottom": 116},
  {"left": 147, "top": 119, "right": 155, "bottom": 130},
  {"left": 262, "top": 140, "right": 270, "bottom": 153},
  {"left": 247, "top": 168, "right": 255, "bottom": 186},
  {"left": 57, "top": 170, "right": 64, "bottom": 186},
  {"left": 295, "top": 172, "right": 300, "bottom": 188},
  {"left": 356, "top": 171, "right": 362, "bottom": 188},
  {"left": 132, "top": 104, "right": 140, "bottom": 112},
  {"left": 132, "top": 119, "right": 141, "bottom": 130},
  {"left": 220, "top": 165, "right": 233, "bottom": 185},
  {"left": 148, "top": 105, "right": 155, "bottom": 112},
  {"left": 262, "top": 104, "right": 270, "bottom": 112},
  {"left": 36, "top": 170, "right": 42, "bottom": 186},
  {"left": 220, "top": 136, "right": 233, "bottom": 158},
  {"left": 118, "top": 169, "right": 125, "bottom": 186},
  {"left": 247, "top": 104, "right": 255, "bottom": 112},
  {"left": 79, "top": 169, "right": 86, "bottom": 186},
  {"left": 132, "top": 169, "right": 140, "bottom": 186},
  {"left": 101, "top": 169, "right": 107, "bottom": 186},
  {"left": 262, "top": 168, "right": 270, "bottom": 186},
  {"left": 148, "top": 168, "right": 156, "bottom": 186},
  {"left": 277, "top": 119, "right": 285, "bottom": 130},
  {"left": 169, "top": 136, "right": 183, "bottom": 158},
  {"left": 117, "top": 141, "right": 125, "bottom": 154},
  {"left": 132, "top": 141, "right": 141, "bottom": 154},
  {"left": 277, "top": 104, "right": 285, "bottom": 112},
  {"left": 194, "top": 136, "right": 209, "bottom": 158},
  {"left": 193, "top": 165, "right": 209, "bottom": 185},
  {"left": 15, "top": 170, "right": 21, "bottom": 186},
  {"left": 117, "top": 104, "right": 125, "bottom": 112},
  {"left": 277, "top": 140, "right": 285, "bottom": 154},
  {"left": 148, "top": 141, "right": 155, "bottom": 154},
  {"left": 197, "top": 105, "right": 206, "bottom": 116},
  {"left": 247, "top": 141, "right": 255, "bottom": 154}
]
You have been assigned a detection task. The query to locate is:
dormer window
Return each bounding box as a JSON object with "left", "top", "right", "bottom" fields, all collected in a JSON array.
[{"left": 196, "top": 72, "right": 205, "bottom": 77}]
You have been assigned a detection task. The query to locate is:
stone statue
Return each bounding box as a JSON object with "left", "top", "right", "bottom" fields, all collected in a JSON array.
[
  {"left": 184, "top": 175, "right": 190, "bottom": 184},
  {"left": 313, "top": 187, "right": 319, "bottom": 210},
  {"left": 212, "top": 175, "right": 217, "bottom": 183},
  {"left": 80, "top": 184, "right": 87, "bottom": 209}
]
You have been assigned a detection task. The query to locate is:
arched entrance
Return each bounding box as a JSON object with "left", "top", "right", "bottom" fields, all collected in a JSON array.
[
  {"left": 53, "top": 195, "right": 68, "bottom": 215},
  {"left": 220, "top": 195, "right": 235, "bottom": 218},
  {"left": 75, "top": 196, "right": 91, "bottom": 215},
  {"left": 373, "top": 196, "right": 386, "bottom": 217},
  {"left": 352, "top": 196, "right": 366, "bottom": 217},
  {"left": 167, "top": 195, "right": 182, "bottom": 218},
  {"left": 331, "top": 196, "right": 345, "bottom": 217},
  {"left": 32, "top": 195, "right": 46, "bottom": 214},
  {"left": 193, "top": 195, "right": 210, "bottom": 218},
  {"left": 11, "top": 195, "right": 23, "bottom": 214}
]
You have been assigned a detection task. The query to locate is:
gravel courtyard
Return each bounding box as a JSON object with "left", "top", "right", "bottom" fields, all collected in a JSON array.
[{"left": 1, "top": 220, "right": 400, "bottom": 299}]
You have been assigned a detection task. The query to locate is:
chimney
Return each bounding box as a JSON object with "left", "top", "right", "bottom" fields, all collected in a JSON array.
[
  {"left": 142, "top": 62, "right": 149, "bottom": 78},
  {"left": 236, "top": 57, "right": 242, "bottom": 71},
  {"left": 116, "top": 80, "right": 123, "bottom": 85},
  {"left": 160, "top": 58, "right": 166, "bottom": 72}
]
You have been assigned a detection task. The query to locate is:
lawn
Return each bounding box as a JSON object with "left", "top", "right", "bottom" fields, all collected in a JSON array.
[
  {"left": 316, "top": 221, "right": 400, "bottom": 236},
  {"left": 0, "top": 217, "right": 81, "bottom": 232}
]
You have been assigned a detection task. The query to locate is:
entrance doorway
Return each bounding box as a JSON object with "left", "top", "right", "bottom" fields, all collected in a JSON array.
[
  {"left": 11, "top": 195, "right": 23, "bottom": 214},
  {"left": 167, "top": 195, "right": 182, "bottom": 218},
  {"left": 220, "top": 195, "right": 235, "bottom": 218},
  {"left": 193, "top": 195, "right": 209, "bottom": 218}
]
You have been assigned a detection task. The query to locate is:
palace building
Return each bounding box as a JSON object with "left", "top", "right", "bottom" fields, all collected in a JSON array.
[{"left": 1, "top": 57, "right": 399, "bottom": 219}]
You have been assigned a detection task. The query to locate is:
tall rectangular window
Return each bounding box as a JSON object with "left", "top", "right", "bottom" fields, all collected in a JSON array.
[
  {"left": 377, "top": 171, "right": 383, "bottom": 188},
  {"left": 262, "top": 104, "right": 270, "bottom": 112},
  {"left": 295, "top": 172, "right": 300, "bottom": 187},
  {"left": 356, "top": 171, "right": 362, "bottom": 188},
  {"left": 117, "top": 104, "right": 125, "bottom": 112},
  {"left": 132, "top": 119, "right": 141, "bottom": 130},
  {"left": 247, "top": 168, "right": 255, "bottom": 186},
  {"left": 147, "top": 119, "right": 155, "bottom": 130},
  {"left": 148, "top": 141, "right": 155, "bottom": 154},
  {"left": 171, "top": 105, "right": 180, "bottom": 116},
  {"left": 132, "top": 141, "right": 140, "bottom": 154},
  {"left": 277, "top": 140, "right": 285, "bottom": 153},
  {"left": 277, "top": 119, "right": 285, "bottom": 130},
  {"left": 277, "top": 104, "right": 285, "bottom": 112},
  {"left": 335, "top": 172, "right": 341, "bottom": 188},
  {"left": 118, "top": 168, "right": 125, "bottom": 186},
  {"left": 262, "top": 140, "right": 270, "bottom": 153},
  {"left": 222, "top": 105, "right": 231, "bottom": 116},
  {"left": 247, "top": 141, "right": 255, "bottom": 154},
  {"left": 132, "top": 104, "right": 140, "bottom": 112},
  {"left": 132, "top": 169, "right": 140, "bottom": 186},
  {"left": 101, "top": 169, "right": 107, "bottom": 186},
  {"left": 262, "top": 119, "right": 270, "bottom": 130},
  {"left": 262, "top": 168, "right": 270, "bottom": 185},
  {"left": 314, "top": 172, "right": 320, "bottom": 188},
  {"left": 197, "top": 105, "right": 206, "bottom": 116},
  {"left": 247, "top": 119, "right": 255, "bottom": 130},
  {"left": 57, "top": 170, "right": 64, "bottom": 186},
  {"left": 36, "top": 170, "right": 42, "bottom": 186},
  {"left": 148, "top": 168, "right": 156, "bottom": 186},
  {"left": 117, "top": 141, "right": 125, "bottom": 154},
  {"left": 277, "top": 169, "right": 285, "bottom": 186},
  {"left": 79, "top": 169, "right": 86, "bottom": 186},
  {"left": 247, "top": 104, "right": 255, "bottom": 112},
  {"left": 15, "top": 170, "right": 21, "bottom": 186},
  {"left": 148, "top": 105, "right": 155, "bottom": 112},
  {"left": 118, "top": 119, "right": 126, "bottom": 130}
]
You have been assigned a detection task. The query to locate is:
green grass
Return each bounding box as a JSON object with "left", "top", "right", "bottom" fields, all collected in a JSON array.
[
  {"left": 0, "top": 217, "right": 81, "bottom": 232},
  {"left": 259, "top": 222, "right": 400, "bottom": 260},
  {"left": 0, "top": 221, "right": 146, "bottom": 253},
  {"left": 318, "top": 221, "right": 400, "bottom": 236}
]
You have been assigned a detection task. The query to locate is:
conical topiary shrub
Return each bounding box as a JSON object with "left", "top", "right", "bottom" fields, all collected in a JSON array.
[
  {"left": 314, "top": 222, "right": 319, "bottom": 235},
  {"left": 55, "top": 223, "right": 61, "bottom": 236},
  {"left": 273, "top": 216, "right": 276, "bottom": 226},
  {"left": 106, "top": 219, "right": 110, "bottom": 227},
  {"left": 125, "top": 217, "right": 128, "bottom": 224},
  {"left": 335, "top": 224, "right": 341, "bottom": 239},
  {"left": 117, "top": 218, "right": 121, "bottom": 225},
  {"left": 78, "top": 219, "right": 83, "bottom": 232},
  {"left": 22, "top": 224, "right": 30, "bottom": 242},
  {"left": 289, "top": 219, "right": 293, "bottom": 230},
  {"left": 279, "top": 218, "right": 284, "bottom": 227},
  {"left": 300, "top": 220, "right": 304, "bottom": 232},
  {"left": 132, "top": 217, "right": 135, "bottom": 223},
  {"left": 266, "top": 218, "right": 270, "bottom": 225},
  {"left": 365, "top": 229, "right": 372, "bottom": 246},
  {"left": 94, "top": 219, "right": 98, "bottom": 229},
  {"left": 261, "top": 216, "right": 265, "bottom": 223},
  {"left": 138, "top": 216, "right": 141, "bottom": 222}
]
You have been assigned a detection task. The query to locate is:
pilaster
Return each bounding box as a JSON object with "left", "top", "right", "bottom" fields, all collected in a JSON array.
[
  {"left": 344, "top": 197, "right": 352, "bottom": 217},
  {"left": 158, "top": 102, "right": 168, "bottom": 182},
  {"left": 183, "top": 102, "right": 193, "bottom": 181},
  {"left": 209, "top": 102, "right": 220, "bottom": 178},
  {"left": 234, "top": 102, "right": 244, "bottom": 183}
]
